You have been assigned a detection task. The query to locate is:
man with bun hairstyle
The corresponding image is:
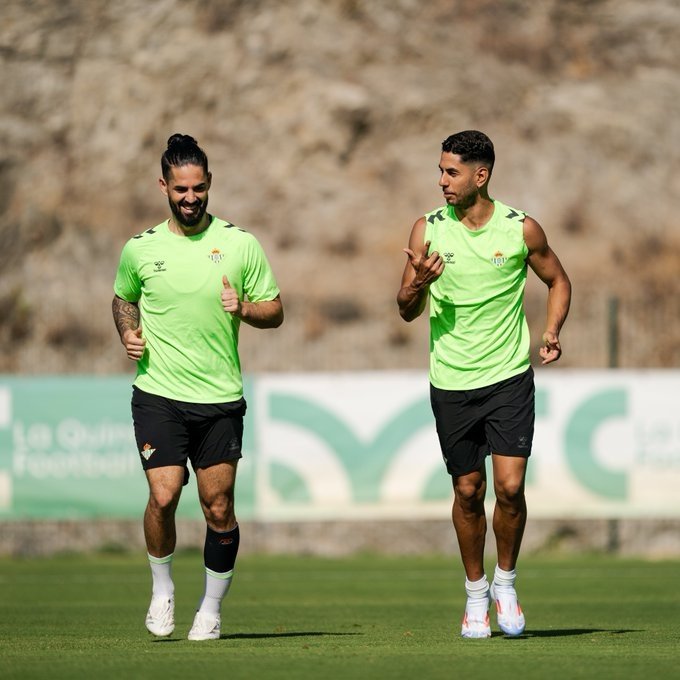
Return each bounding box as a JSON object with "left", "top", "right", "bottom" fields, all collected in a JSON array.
[
  {"left": 397, "top": 130, "right": 570, "bottom": 638},
  {"left": 113, "top": 134, "right": 283, "bottom": 640}
]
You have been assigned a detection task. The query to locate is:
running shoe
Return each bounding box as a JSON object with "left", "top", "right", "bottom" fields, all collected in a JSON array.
[
  {"left": 461, "top": 591, "right": 491, "bottom": 638},
  {"left": 145, "top": 595, "right": 175, "bottom": 637},
  {"left": 188, "top": 611, "right": 221, "bottom": 641},
  {"left": 490, "top": 582, "right": 525, "bottom": 636}
]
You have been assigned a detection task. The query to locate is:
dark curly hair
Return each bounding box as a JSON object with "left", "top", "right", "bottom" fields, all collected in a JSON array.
[
  {"left": 161, "top": 133, "right": 209, "bottom": 180},
  {"left": 441, "top": 130, "right": 495, "bottom": 173}
]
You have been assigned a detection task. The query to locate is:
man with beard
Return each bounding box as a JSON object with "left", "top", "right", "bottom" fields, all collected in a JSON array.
[
  {"left": 397, "top": 130, "right": 570, "bottom": 638},
  {"left": 112, "top": 134, "right": 283, "bottom": 640}
]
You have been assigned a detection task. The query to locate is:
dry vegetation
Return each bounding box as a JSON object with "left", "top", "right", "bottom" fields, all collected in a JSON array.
[{"left": 1, "top": 0, "right": 679, "bottom": 373}]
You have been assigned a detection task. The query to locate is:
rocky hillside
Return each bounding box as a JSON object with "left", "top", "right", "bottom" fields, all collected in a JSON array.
[{"left": 1, "top": 0, "right": 679, "bottom": 373}]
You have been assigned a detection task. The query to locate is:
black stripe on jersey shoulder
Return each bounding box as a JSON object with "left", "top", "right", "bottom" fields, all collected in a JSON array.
[
  {"left": 505, "top": 208, "right": 526, "bottom": 222},
  {"left": 132, "top": 227, "right": 158, "bottom": 239},
  {"left": 223, "top": 221, "right": 246, "bottom": 232},
  {"left": 426, "top": 208, "right": 447, "bottom": 224}
]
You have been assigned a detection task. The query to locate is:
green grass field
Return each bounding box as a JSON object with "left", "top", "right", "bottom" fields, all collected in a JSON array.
[{"left": 0, "top": 551, "right": 678, "bottom": 680}]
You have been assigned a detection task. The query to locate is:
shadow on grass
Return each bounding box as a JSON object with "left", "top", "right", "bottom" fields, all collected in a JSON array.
[
  {"left": 223, "top": 631, "right": 362, "bottom": 640},
  {"left": 153, "top": 629, "right": 642, "bottom": 643},
  {"left": 495, "top": 628, "right": 641, "bottom": 639},
  {"left": 152, "top": 631, "right": 361, "bottom": 643}
]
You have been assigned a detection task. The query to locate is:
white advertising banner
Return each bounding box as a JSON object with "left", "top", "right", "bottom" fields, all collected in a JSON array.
[
  {"left": 530, "top": 371, "right": 680, "bottom": 518},
  {"left": 251, "top": 370, "right": 680, "bottom": 521},
  {"left": 0, "top": 371, "right": 678, "bottom": 520}
]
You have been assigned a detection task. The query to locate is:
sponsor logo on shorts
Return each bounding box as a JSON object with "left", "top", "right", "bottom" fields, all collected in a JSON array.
[
  {"left": 491, "top": 251, "right": 507, "bottom": 267},
  {"left": 140, "top": 443, "right": 156, "bottom": 460},
  {"left": 517, "top": 435, "right": 529, "bottom": 449},
  {"left": 209, "top": 248, "right": 224, "bottom": 264}
]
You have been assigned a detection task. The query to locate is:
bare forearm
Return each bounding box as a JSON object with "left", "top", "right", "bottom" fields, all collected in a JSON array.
[
  {"left": 545, "top": 278, "right": 571, "bottom": 336},
  {"left": 397, "top": 283, "right": 428, "bottom": 322},
  {"left": 239, "top": 298, "right": 284, "bottom": 329},
  {"left": 112, "top": 295, "right": 140, "bottom": 339}
]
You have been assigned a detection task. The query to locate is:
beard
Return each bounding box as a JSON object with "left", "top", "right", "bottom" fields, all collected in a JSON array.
[
  {"left": 447, "top": 185, "right": 478, "bottom": 210},
  {"left": 169, "top": 196, "right": 209, "bottom": 228}
]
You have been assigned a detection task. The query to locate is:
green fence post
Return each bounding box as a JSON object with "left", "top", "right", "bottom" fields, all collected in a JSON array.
[
  {"left": 607, "top": 295, "right": 620, "bottom": 553},
  {"left": 608, "top": 296, "right": 620, "bottom": 369}
]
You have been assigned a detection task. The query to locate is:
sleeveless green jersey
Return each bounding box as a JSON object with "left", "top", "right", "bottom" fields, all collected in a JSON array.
[
  {"left": 424, "top": 199, "right": 530, "bottom": 390},
  {"left": 114, "top": 217, "right": 279, "bottom": 403}
]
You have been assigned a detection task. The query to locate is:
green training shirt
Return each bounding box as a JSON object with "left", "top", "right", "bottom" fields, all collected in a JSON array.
[
  {"left": 424, "top": 199, "right": 531, "bottom": 391},
  {"left": 114, "top": 217, "right": 280, "bottom": 403}
]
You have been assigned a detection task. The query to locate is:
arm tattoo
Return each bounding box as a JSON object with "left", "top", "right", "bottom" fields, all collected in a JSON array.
[{"left": 112, "top": 296, "right": 140, "bottom": 338}]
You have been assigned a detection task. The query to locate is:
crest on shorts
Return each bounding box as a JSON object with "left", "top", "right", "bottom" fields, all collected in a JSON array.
[
  {"left": 140, "top": 443, "right": 156, "bottom": 460},
  {"left": 209, "top": 248, "right": 224, "bottom": 264}
]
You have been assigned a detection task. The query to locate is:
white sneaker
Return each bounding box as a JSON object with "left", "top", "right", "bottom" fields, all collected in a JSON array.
[
  {"left": 461, "top": 592, "right": 491, "bottom": 638},
  {"left": 490, "top": 582, "right": 525, "bottom": 636},
  {"left": 145, "top": 595, "right": 175, "bottom": 637},
  {"left": 188, "top": 611, "right": 221, "bottom": 641}
]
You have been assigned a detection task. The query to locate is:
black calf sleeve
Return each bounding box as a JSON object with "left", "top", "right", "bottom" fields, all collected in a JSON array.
[{"left": 204, "top": 524, "right": 240, "bottom": 574}]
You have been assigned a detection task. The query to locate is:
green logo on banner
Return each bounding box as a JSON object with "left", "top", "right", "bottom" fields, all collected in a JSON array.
[
  {"left": 269, "top": 393, "right": 448, "bottom": 502},
  {"left": 565, "top": 388, "right": 627, "bottom": 500}
]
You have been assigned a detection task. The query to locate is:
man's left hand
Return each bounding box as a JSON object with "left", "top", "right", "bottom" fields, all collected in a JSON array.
[
  {"left": 539, "top": 331, "right": 562, "bottom": 364},
  {"left": 221, "top": 275, "right": 242, "bottom": 316}
]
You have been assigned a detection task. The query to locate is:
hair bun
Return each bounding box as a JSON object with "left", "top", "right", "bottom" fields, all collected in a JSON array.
[{"left": 167, "top": 133, "right": 198, "bottom": 149}]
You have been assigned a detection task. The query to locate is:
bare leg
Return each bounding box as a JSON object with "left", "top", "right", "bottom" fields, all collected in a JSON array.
[
  {"left": 491, "top": 454, "right": 527, "bottom": 571},
  {"left": 489, "top": 454, "right": 527, "bottom": 636},
  {"left": 143, "top": 465, "right": 184, "bottom": 637},
  {"left": 454, "top": 465, "right": 493, "bottom": 638},
  {"left": 144, "top": 466, "right": 184, "bottom": 557},
  {"left": 452, "top": 466, "right": 487, "bottom": 581},
  {"left": 196, "top": 460, "right": 238, "bottom": 530}
]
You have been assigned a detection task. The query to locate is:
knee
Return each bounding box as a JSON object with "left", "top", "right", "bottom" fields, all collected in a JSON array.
[
  {"left": 148, "top": 488, "right": 180, "bottom": 516},
  {"left": 454, "top": 478, "right": 485, "bottom": 508},
  {"left": 201, "top": 493, "right": 234, "bottom": 528},
  {"left": 494, "top": 479, "right": 525, "bottom": 509}
]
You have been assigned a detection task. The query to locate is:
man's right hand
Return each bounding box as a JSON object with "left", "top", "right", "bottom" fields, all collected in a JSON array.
[
  {"left": 122, "top": 327, "right": 145, "bottom": 362},
  {"left": 403, "top": 240, "right": 445, "bottom": 289}
]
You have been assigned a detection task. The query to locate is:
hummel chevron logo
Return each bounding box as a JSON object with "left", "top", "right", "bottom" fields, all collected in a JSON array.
[
  {"left": 133, "top": 227, "right": 157, "bottom": 240},
  {"left": 427, "top": 209, "right": 445, "bottom": 224},
  {"left": 506, "top": 209, "right": 526, "bottom": 222}
]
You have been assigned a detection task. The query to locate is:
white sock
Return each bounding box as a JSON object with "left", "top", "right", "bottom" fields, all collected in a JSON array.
[
  {"left": 148, "top": 553, "right": 174, "bottom": 598},
  {"left": 494, "top": 564, "right": 517, "bottom": 589},
  {"left": 198, "top": 568, "right": 234, "bottom": 615},
  {"left": 465, "top": 575, "right": 490, "bottom": 599}
]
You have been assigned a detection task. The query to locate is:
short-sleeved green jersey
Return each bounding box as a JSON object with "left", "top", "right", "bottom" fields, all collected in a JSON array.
[
  {"left": 114, "top": 217, "right": 280, "bottom": 403},
  {"left": 424, "top": 199, "right": 530, "bottom": 390}
]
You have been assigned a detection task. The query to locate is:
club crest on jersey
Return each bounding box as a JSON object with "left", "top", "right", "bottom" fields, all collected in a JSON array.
[
  {"left": 209, "top": 248, "right": 224, "bottom": 264},
  {"left": 491, "top": 251, "right": 507, "bottom": 267},
  {"left": 140, "top": 443, "right": 156, "bottom": 460}
]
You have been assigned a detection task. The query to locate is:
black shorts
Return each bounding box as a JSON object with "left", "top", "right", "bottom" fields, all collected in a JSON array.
[
  {"left": 131, "top": 386, "right": 246, "bottom": 484},
  {"left": 430, "top": 367, "right": 535, "bottom": 477}
]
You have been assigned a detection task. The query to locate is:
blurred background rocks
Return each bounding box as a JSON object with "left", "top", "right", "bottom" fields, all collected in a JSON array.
[{"left": 1, "top": 0, "right": 679, "bottom": 373}]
